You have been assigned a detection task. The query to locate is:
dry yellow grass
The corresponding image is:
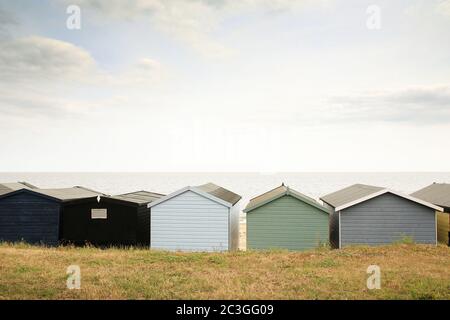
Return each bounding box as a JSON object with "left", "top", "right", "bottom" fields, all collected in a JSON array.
[{"left": 0, "top": 242, "right": 449, "bottom": 300}]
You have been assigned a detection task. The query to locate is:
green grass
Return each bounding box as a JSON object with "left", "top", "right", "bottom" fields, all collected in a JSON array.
[{"left": 0, "top": 242, "right": 449, "bottom": 300}]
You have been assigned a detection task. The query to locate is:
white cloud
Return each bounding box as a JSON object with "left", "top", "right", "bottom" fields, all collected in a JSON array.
[
  {"left": 437, "top": 0, "right": 450, "bottom": 17},
  {"left": 0, "top": 7, "right": 15, "bottom": 26},
  {"left": 70, "top": 0, "right": 233, "bottom": 57},
  {"left": 0, "top": 36, "right": 166, "bottom": 116},
  {"left": 0, "top": 89, "right": 90, "bottom": 117},
  {"left": 0, "top": 36, "right": 96, "bottom": 83},
  {"left": 66, "top": 0, "right": 329, "bottom": 57},
  {"left": 104, "top": 58, "right": 167, "bottom": 87},
  {"left": 1, "top": 0, "right": 449, "bottom": 171},
  {"left": 0, "top": 7, "right": 17, "bottom": 38},
  {"left": 327, "top": 85, "right": 450, "bottom": 124},
  {"left": 0, "top": 35, "right": 166, "bottom": 85},
  {"left": 406, "top": 0, "right": 450, "bottom": 18}
]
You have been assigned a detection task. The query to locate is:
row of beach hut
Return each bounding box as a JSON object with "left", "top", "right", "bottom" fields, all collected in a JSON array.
[{"left": 0, "top": 181, "right": 449, "bottom": 251}]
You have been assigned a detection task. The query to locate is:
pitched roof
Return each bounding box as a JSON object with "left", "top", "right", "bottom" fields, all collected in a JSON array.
[
  {"left": 0, "top": 182, "right": 37, "bottom": 195},
  {"left": 321, "top": 185, "right": 442, "bottom": 212},
  {"left": 148, "top": 183, "right": 242, "bottom": 208},
  {"left": 320, "top": 184, "right": 384, "bottom": 208},
  {"left": 196, "top": 183, "right": 242, "bottom": 206},
  {"left": 244, "top": 184, "right": 329, "bottom": 214},
  {"left": 111, "top": 190, "right": 165, "bottom": 205},
  {"left": 33, "top": 186, "right": 104, "bottom": 202},
  {"left": 245, "top": 185, "right": 287, "bottom": 211},
  {"left": 411, "top": 183, "right": 450, "bottom": 212}
]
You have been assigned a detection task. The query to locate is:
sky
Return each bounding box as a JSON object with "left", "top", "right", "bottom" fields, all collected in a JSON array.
[{"left": 0, "top": 0, "right": 450, "bottom": 172}]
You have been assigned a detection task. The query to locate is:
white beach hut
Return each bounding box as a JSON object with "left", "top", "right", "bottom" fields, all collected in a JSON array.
[{"left": 148, "top": 183, "right": 241, "bottom": 252}]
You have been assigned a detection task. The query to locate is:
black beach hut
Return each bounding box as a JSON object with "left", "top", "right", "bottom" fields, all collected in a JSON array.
[
  {"left": 0, "top": 186, "right": 101, "bottom": 245},
  {"left": 61, "top": 191, "right": 164, "bottom": 247}
]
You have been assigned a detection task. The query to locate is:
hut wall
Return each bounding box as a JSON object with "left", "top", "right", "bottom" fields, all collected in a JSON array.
[{"left": 340, "top": 193, "right": 436, "bottom": 246}]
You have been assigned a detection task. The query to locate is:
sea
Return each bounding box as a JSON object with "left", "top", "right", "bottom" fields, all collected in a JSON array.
[{"left": 1, "top": 172, "right": 449, "bottom": 222}]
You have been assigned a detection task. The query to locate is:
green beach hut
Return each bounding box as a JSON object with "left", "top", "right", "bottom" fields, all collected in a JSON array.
[{"left": 244, "top": 184, "right": 330, "bottom": 251}]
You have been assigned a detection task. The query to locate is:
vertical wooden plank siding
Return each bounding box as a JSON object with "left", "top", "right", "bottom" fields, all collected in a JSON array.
[{"left": 247, "top": 195, "right": 329, "bottom": 251}]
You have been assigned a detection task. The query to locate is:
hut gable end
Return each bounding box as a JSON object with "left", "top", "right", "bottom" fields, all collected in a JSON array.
[
  {"left": 340, "top": 193, "right": 437, "bottom": 246},
  {"left": 246, "top": 185, "right": 329, "bottom": 251},
  {"left": 151, "top": 190, "right": 230, "bottom": 251},
  {"left": 0, "top": 191, "right": 61, "bottom": 245}
]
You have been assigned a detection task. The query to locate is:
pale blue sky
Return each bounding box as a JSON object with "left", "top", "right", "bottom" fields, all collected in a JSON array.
[{"left": 1, "top": 0, "right": 450, "bottom": 171}]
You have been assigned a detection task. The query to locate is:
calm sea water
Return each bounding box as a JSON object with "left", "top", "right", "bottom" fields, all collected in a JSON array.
[{"left": 1, "top": 172, "right": 449, "bottom": 221}]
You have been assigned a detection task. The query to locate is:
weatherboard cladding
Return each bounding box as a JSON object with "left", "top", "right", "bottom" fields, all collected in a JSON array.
[
  {"left": 62, "top": 198, "right": 142, "bottom": 246},
  {"left": 61, "top": 190, "right": 163, "bottom": 246},
  {"left": 247, "top": 193, "right": 329, "bottom": 250},
  {"left": 339, "top": 193, "right": 436, "bottom": 247},
  {"left": 322, "top": 184, "right": 439, "bottom": 248},
  {"left": 151, "top": 190, "right": 231, "bottom": 252},
  {"left": 411, "top": 183, "right": 450, "bottom": 212},
  {"left": 0, "top": 191, "right": 60, "bottom": 245},
  {"left": 412, "top": 183, "right": 450, "bottom": 245},
  {"left": 0, "top": 187, "right": 106, "bottom": 246},
  {"left": 245, "top": 186, "right": 329, "bottom": 250}
]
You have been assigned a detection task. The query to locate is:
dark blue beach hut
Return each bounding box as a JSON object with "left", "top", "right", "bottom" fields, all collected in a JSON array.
[{"left": 0, "top": 186, "right": 101, "bottom": 245}]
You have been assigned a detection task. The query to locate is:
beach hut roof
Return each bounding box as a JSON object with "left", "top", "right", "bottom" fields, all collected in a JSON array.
[
  {"left": 411, "top": 183, "right": 450, "bottom": 212},
  {"left": 148, "top": 182, "right": 241, "bottom": 208},
  {"left": 321, "top": 184, "right": 442, "bottom": 212},
  {"left": 0, "top": 182, "right": 37, "bottom": 195},
  {"left": 196, "top": 183, "right": 241, "bottom": 206},
  {"left": 33, "top": 186, "right": 104, "bottom": 202},
  {"left": 244, "top": 184, "right": 329, "bottom": 214},
  {"left": 320, "top": 184, "right": 384, "bottom": 208},
  {"left": 111, "top": 190, "right": 165, "bottom": 205}
]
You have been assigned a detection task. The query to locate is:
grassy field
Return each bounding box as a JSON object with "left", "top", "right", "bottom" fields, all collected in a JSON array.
[{"left": 0, "top": 242, "right": 449, "bottom": 300}]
